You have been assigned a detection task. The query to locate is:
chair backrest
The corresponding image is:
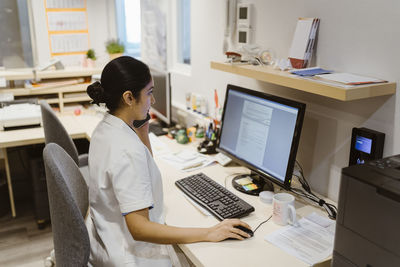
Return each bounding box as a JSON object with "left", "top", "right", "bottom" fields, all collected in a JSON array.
[
  {"left": 40, "top": 100, "right": 79, "bottom": 164},
  {"left": 43, "top": 143, "right": 89, "bottom": 266}
]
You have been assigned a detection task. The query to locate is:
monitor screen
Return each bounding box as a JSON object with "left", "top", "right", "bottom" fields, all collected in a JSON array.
[
  {"left": 355, "top": 136, "right": 372, "bottom": 154},
  {"left": 150, "top": 68, "right": 171, "bottom": 125},
  {"left": 217, "top": 84, "right": 306, "bottom": 189}
]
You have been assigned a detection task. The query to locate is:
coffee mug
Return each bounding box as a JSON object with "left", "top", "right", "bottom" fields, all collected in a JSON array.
[{"left": 272, "top": 193, "right": 298, "bottom": 226}]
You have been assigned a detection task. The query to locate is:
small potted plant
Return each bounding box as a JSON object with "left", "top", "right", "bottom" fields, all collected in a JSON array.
[
  {"left": 105, "top": 39, "right": 125, "bottom": 60},
  {"left": 83, "top": 49, "right": 96, "bottom": 68}
]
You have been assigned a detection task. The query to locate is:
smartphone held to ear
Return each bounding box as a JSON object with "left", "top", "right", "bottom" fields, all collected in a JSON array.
[{"left": 133, "top": 113, "right": 151, "bottom": 128}]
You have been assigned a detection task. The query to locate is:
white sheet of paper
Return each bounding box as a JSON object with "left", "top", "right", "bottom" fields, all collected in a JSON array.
[
  {"left": 149, "top": 132, "right": 169, "bottom": 155},
  {"left": 47, "top": 11, "right": 87, "bottom": 31},
  {"left": 46, "top": 0, "right": 85, "bottom": 9},
  {"left": 265, "top": 216, "right": 335, "bottom": 265},
  {"left": 161, "top": 149, "right": 215, "bottom": 172},
  {"left": 0, "top": 77, "right": 6, "bottom": 87},
  {"left": 304, "top": 212, "right": 334, "bottom": 228},
  {"left": 289, "top": 19, "right": 314, "bottom": 59},
  {"left": 50, "top": 33, "right": 89, "bottom": 53},
  {"left": 315, "top": 73, "right": 384, "bottom": 84},
  {"left": 303, "top": 76, "right": 354, "bottom": 89}
]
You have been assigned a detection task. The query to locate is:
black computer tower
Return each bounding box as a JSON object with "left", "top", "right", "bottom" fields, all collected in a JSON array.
[
  {"left": 0, "top": 175, "right": 9, "bottom": 217},
  {"left": 30, "top": 157, "right": 50, "bottom": 229}
]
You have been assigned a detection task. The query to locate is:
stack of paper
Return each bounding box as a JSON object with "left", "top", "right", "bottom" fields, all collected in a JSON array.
[
  {"left": 288, "top": 18, "right": 320, "bottom": 69},
  {"left": 265, "top": 212, "right": 335, "bottom": 266},
  {"left": 161, "top": 149, "right": 215, "bottom": 172},
  {"left": 315, "top": 73, "right": 387, "bottom": 85}
]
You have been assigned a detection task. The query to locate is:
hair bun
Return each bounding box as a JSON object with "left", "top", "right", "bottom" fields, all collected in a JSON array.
[{"left": 87, "top": 81, "right": 105, "bottom": 105}]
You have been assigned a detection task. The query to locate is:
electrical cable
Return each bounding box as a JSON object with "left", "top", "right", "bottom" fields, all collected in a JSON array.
[
  {"left": 223, "top": 161, "right": 337, "bottom": 220},
  {"left": 253, "top": 215, "right": 272, "bottom": 234},
  {"left": 292, "top": 160, "right": 337, "bottom": 220}
]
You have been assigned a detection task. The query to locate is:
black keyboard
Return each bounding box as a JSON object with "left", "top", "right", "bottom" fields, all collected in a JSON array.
[
  {"left": 149, "top": 123, "right": 168, "bottom": 136},
  {"left": 175, "top": 173, "right": 255, "bottom": 221}
]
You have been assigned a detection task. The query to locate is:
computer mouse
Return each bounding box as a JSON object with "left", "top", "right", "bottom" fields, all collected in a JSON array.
[{"left": 234, "top": 225, "right": 254, "bottom": 238}]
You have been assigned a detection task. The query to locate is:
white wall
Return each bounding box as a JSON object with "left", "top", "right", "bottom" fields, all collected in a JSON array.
[
  {"left": 86, "top": 0, "right": 117, "bottom": 64},
  {"left": 169, "top": 0, "right": 400, "bottom": 201},
  {"left": 30, "top": 0, "right": 117, "bottom": 66}
]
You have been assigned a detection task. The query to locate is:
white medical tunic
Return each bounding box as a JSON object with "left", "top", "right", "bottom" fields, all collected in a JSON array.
[{"left": 87, "top": 113, "right": 171, "bottom": 266}]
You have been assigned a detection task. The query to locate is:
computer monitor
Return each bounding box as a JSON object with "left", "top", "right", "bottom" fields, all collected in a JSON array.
[
  {"left": 216, "top": 84, "right": 306, "bottom": 194},
  {"left": 150, "top": 68, "right": 171, "bottom": 126}
]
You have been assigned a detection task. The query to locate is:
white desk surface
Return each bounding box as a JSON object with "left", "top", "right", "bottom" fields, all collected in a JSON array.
[
  {"left": 0, "top": 113, "right": 331, "bottom": 266},
  {"left": 154, "top": 136, "right": 331, "bottom": 267},
  {"left": 0, "top": 113, "right": 101, "bottom": 148}
]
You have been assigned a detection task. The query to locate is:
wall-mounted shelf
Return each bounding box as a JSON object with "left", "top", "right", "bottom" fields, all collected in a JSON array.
[{"left": 210, "top": 61, "right": 396, "bottom": 101}]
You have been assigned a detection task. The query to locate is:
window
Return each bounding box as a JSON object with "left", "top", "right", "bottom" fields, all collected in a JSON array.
[
  {"left": 115, "top": 0, "right": 141, "bottom": 58},
  {"left": 177, "top": 0, "right": 190, "bottom": 65},
  {"left": 0, "top": 0, "right": 34, "bottom": 67}
]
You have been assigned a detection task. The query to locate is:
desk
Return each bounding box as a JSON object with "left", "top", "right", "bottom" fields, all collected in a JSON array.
[
  {"left": 154, "top": 136, "right": 331, "bottom": 267},
  {"left": 1, "top": 114, "right": 331, "bottom": 266},
  {"left": 0, "top": 113, "right": 102, "bottom": 217}
]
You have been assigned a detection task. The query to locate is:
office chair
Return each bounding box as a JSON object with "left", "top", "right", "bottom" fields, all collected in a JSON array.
[
  {"left": 43, "top": 143, "right": 90, "bottom": 266},
  {"left": 40, "top": 100, "right": 89, "bottom": 184}
]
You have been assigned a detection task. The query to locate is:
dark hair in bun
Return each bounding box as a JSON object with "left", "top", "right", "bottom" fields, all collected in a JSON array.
[
  {"left": 87, "top": 81, "right": 105, "bottom": 105},
  {"left": 86, "top": 56, "right": 151, "bottom": 113}
]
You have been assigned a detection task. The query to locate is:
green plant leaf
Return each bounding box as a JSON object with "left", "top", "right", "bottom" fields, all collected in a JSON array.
[
  {"left": 105, "top": 39, "right": 125, "bottom": 54},
  {"left": 86, "top": 49, "right": 96, "bottom": 60}
]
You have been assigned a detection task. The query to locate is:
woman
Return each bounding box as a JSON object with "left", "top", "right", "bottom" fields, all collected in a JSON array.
[{"left": 86, "top": 56, "right": 251, "bottom": 266}]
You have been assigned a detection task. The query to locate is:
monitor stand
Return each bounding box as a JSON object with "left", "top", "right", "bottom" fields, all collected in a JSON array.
[{"left": 231, "top": 171, "right": 274, "bottom": 196}]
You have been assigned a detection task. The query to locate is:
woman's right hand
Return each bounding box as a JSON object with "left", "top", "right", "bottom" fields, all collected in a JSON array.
[{"left": 205, "top": 219, "right": 252, "bottom": 242}]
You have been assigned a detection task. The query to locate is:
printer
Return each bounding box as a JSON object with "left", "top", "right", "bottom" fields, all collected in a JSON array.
[
  {"left": 332, "top": 155, "right": 400, "bottom": 267},
  {"left": 0, "top": 99, "right": 42, "bottom": 130}
]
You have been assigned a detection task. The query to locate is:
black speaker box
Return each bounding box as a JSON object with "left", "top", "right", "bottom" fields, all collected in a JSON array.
[{"left": 349, "top": 127, "right": 385, "bottom": 166}]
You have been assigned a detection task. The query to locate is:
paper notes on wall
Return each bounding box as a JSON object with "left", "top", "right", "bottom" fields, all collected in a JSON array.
[
  {"left": 289, "top": 18, "right": 320, "bottom": 69},
  {"left": 44, "top": 0, "right": 89, "bottom": 67},
  {"left": 46, "top": 0, "right": 86, "bottom": 9},
  {"left": 47, "top": 11, "right": 87, "bottom": 32}
]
